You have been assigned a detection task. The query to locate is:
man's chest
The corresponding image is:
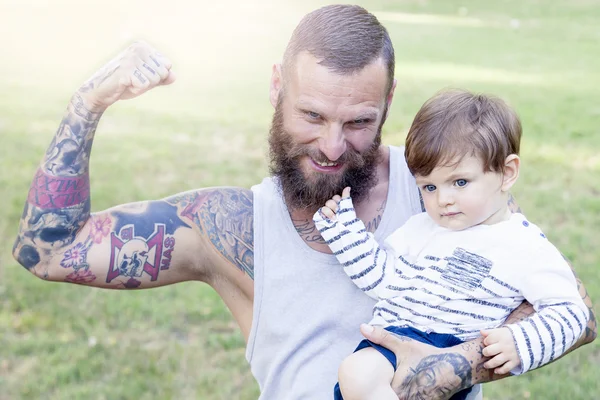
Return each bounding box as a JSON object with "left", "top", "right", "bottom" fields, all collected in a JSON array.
[{"left": 293, "top": 196, "right": 388, "bottom": 253}]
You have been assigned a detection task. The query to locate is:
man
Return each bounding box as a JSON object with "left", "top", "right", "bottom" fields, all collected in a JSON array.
[{"left": 13, "top": 5, "right": 596, "bottom": 399}]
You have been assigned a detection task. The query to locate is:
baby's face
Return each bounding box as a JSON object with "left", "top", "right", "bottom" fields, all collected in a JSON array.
[{"left": 415, "top": 156, "right": 507, "bottom": 230}]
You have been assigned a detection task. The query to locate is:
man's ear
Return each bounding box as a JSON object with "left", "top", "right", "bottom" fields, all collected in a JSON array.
[
  {"left": 502, "top": 154, "right": 520, "bottom": 192},
  {"left": 270, "top": 63, "right": 283, "bottom": 108}
]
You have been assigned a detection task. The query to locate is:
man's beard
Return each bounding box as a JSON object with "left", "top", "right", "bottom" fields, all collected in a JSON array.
[{"left": 268, "top": 102, "right": 383, "bottom": 212}]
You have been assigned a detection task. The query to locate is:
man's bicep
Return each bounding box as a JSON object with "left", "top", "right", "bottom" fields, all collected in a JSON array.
[
  {"left": 23, "top": 196, "right": 202, "bottom": 288},
  {"left": 26, "top": 187, "right": 254, "bottom": 289},
  {"left": 166, "top": 187, "right": 255, "bottom": 280}
]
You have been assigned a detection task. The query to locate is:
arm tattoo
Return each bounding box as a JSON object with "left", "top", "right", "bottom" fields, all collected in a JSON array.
[
  {"left": 28, "top": 169, "right": 90, "bottom": 209},
  {"left": 71, "top": 93, "right": 103, "bottom": 121},
  {"left": 167, "top": 189, "right": 254, "bottom": 279},
  {"left": 397, "top": 353, "right": 472, "bottom": 399},
  {"left": 504, "top": 301, "right": 534, "bottom": 324},
  {"left": 575, "top": 274, "right": 597, "bottom": 344},
  {"left": 59, "top": 235, "right": 97, "bottom": 284},
  {"left": 56, "top": 214, "right": 113, "bottom": 285},
  {"left": 105, "top": 201, "right": 190, "bottom": 288},
  {"left": 14, "top": 96, "right": 101, "bottom": 272}
]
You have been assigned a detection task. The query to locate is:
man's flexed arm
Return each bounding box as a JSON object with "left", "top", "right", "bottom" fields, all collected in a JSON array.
[
  {"left": 12, "top": 42, "right": 255, "bottom": 289},
  {"left": 13, "top": 41, "right": 174, "bottom": 268},
  {"left": 13, "top": 186, "right": 254, "bottom": 289}
]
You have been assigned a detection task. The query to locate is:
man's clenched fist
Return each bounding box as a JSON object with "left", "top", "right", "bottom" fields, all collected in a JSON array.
[{"left": 77, "top": 41, "right": 176, "bottom": 112}]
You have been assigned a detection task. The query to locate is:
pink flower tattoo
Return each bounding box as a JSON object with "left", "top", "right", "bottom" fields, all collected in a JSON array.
[
  {"left": 65, "top": 269, "right": 97, "bottom": 284},
  {"left": 90, "top": 216, "right": 112, "bottom": 244}
]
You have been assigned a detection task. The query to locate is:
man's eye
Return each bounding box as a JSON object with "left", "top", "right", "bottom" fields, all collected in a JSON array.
[
  {"left": 353, "top": 119, "right": 369, "bottom": 124},
  {"left": 307, "top": 111, "right": 320, "bottom": 119},
  {"left": 455, "top": 179, "right": 468, "bottom": 187},
  {"left": 423, "top": 185, "right": 436, "bottom": 192}
]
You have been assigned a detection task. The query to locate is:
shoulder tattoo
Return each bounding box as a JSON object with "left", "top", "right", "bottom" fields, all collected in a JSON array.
[{"left": 168, "top": 188, "right": 254, "bottom": 279}]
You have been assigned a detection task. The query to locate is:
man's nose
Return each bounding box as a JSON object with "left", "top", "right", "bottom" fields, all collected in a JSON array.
[{"left": 319, "top": 124, "right": 346, "bottom": 161}]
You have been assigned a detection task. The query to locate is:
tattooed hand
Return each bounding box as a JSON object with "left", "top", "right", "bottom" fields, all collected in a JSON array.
[
  {"left": 77, "top": 41, "right": 176, "bottom": 112},
  {"left": 361, "top": 324, "right": 472, "bottom": 400}
]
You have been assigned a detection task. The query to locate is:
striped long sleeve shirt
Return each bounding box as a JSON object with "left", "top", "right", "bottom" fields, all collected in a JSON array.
[{"left": 313, "top": 196, "right": 588, "bottom": 375}]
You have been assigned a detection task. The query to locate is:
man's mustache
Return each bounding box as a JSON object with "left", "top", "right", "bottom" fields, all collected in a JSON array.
[{"left": 283, "top": 142, "right": 368, "bottom": 168}]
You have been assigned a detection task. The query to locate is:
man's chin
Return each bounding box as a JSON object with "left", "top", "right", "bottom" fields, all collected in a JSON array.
[{"left": 279, "top": 178, "right": 346, "bottom": 212}]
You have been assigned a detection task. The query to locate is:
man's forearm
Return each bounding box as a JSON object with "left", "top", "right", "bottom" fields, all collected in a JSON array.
[
  {"left": 12, "top": 93, "right": 100, "bottom": 275},
  {"left": 574, "top": 274, "right": 597, "bottom": 345},
  {"left": 390, "top": 301, "right": 591, "bottom": 399}
]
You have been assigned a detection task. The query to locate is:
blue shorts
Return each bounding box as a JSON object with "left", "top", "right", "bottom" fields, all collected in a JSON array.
[{"left": 333, "top": 326, "right": 473, "bottom": 400}]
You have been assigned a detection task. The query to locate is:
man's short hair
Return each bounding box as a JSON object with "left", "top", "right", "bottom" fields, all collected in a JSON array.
[
  {"left": 405, "top": 89, "right": 522, "bottom": 176},
  {"left": 283, "top": 4, "right": 395, "bottom": 94}
]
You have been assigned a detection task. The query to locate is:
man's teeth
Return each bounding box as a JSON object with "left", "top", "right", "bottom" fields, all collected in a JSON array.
[{"left": 315, "top": 160, "right": 338, "bottom": 167}]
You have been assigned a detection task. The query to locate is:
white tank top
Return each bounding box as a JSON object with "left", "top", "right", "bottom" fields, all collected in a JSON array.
[{"left": 247, "top": 145, "right": 482, "bottom": 399}]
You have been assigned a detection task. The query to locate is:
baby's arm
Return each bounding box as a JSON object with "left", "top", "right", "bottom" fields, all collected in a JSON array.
[
  {"left": 313, "top": 187, "right": 396, "bottom": 300},
  {"left": 486, "top": 243, "right": 589, "bottom": 375}
]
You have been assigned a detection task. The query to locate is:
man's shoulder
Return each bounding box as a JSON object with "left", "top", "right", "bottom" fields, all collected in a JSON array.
[
  {"left": 166, "top": 187, "right": 255, "bottom": 279},
  {"left": 166, "top": 187, "right": 254, "bottom": 224}
]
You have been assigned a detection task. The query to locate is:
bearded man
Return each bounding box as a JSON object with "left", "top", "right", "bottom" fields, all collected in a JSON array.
[{"left": 13, "top": 4, "right": 596, "bottom": 399}]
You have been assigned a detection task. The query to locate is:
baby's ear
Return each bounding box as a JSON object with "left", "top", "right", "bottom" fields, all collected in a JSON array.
[{"left": 501, "top": 154, "right": 520, "bottom": 192}]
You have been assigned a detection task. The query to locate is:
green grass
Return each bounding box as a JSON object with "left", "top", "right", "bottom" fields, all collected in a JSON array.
[{"left": 1, "top": 0, "right": 599, "bottom": 398}]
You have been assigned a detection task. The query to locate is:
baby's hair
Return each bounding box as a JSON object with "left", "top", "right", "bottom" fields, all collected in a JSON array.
[{"left": 405, "top": 89, "right": 522, "bottom": 176}]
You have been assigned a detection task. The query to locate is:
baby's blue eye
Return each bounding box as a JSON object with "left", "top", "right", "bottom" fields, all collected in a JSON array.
[
  {"left": 455, "top": 179, "right": 468, "bottom": 187},
  {"left": 423, "top": 184, "right": 436, "bottom": 192}
]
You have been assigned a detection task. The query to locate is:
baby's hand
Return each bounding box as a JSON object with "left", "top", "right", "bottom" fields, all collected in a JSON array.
[
  {"left": 320, "top": 187, "right": 351, "bottom": 220},
  {"left": 481, "top": 327, "right": 520, "bottom": 375}
]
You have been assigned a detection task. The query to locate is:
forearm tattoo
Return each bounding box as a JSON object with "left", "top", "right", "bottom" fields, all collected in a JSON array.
[
  {"left": 167, "top": 189, "right": 254, "bottom": 279},
  {"left": 575, "top": 275, "right": 597, "bottom": 344},
  {"left": 14, "top": 96, "right": 100, "bottom": 273}
]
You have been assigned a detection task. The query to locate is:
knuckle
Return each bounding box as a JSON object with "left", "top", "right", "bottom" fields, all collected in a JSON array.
[{"left": 379, "top": 329, "right": 389, "bottom": 342}]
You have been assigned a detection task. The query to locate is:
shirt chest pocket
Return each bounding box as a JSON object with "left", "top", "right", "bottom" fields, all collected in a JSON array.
[{"left": 429, "top": 247, "right": 493, "bottom": 292}]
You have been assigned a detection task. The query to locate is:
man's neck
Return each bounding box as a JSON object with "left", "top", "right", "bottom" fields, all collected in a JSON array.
[{"left": 289, "top": 145, "right": 391, "bottom": 250}]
